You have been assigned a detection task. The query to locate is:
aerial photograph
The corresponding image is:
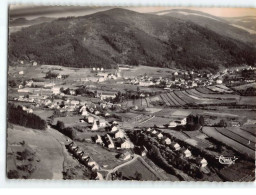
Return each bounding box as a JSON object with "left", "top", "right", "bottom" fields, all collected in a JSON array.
[{"left": 6, "top": 5, "right": 256, "bottom": 181}]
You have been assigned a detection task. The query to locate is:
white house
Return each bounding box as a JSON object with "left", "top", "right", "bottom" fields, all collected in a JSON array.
[
  {"left": 52, "top": 87, "right": 60, "bottom": 95},
  {"left": 164, "top": 137, "right": 172, "bottom": 145},
  {"left": 216, "top": 79, "right": 223, "bottom": 84},
  {"left": 111, "top": 125, "right": 118, "bottom": 132},
  {"left": 181, "top": 148, "right": 192, "bottom": 158},
  {"left": 169, "top": 121, "right": 178, "bottom": 128},
  {"left": 151, "top": 129, "right": 158, "bottom": 135},
  {"left": 19, "top": 71, "right": 24, "bottom": 75},
  {"left": 121, "top": 140, "right": 134, "bottom": 149},
  {"left": 170, "top": 142, "right": 181, "bottom": 151},
  {"left": 106, "top": 134, "right": 115, "bottom": 149},
  {"left": 156, "top": 132, "right": 163, "bottom": 139},
  {"left": 91, "top": 121, "right": 99, "bottom": 131},
  {"left": 95, "top": 172, "right": 104, "bottom": 180},
  {"left": 87, "top": 116, "right": 94, "bottom": 124},
  {"left": 114, "top": 130, "right": 126, "bottom": 138},
  {"left": 196, "top": 157, "right": 208, "bottom": 168},
  {"left": 95, "top": 135, "right": 103, "bottom": 144}
]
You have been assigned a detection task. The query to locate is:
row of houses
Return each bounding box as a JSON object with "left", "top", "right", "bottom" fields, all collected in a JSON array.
[
  {"left": 144, "top": 128, "right": 208, "bottom": 168},
  {"left": 66, "top": 141, "right": 104, "bottom": 180}
]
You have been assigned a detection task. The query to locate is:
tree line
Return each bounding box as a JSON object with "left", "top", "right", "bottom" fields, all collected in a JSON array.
[{"left": 8, "top": 103, "right": 47, "bottom": 130}]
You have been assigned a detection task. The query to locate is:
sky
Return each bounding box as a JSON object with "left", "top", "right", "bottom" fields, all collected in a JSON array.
[{"left": 9, "top": 5, "right": 256, "bottom": 19}]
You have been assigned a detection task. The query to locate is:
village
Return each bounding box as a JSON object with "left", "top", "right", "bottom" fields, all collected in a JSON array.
[{"left": 7, "top": 62, "right": 256, "bottom": 181}]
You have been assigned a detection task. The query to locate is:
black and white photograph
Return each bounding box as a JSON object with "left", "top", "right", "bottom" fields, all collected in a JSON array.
[{"left": 6, "top": 5, "right": 256, "bottom": 181}]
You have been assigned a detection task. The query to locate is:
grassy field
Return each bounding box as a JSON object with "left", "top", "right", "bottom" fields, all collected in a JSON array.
[
  {"left": 7, "top": 125, "right": 77, "bottom": 179},
  {"left": 117, "top": 157, "right": 160, "bottom": 181}
]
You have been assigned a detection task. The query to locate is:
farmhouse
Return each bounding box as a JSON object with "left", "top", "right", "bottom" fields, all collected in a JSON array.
[
  {"left": 97, "top": 91, "right": 117, "bottom": 100},
  {"left": 196, "top": 157, "right": 208, "bottom": 168},
  {"left": 120, "top": 140, "right": 134, "bottom": 149},
  {"left": 95, "top": 135, "right": 103, "bottom": 144},
  {"left": 87, "top": 116, "right": 94, "bottom": 124},
  {"left": 163, "top": 137, "right": 172, "bottom": 145},
  {"left": 52, "top": 86, "right": 60, "bottom": 94},
  {"left": 19, "top": 71, "right": 24, "bottom": 75},
  {"left": 119, "top": 151, "right": 132, "bottom": 161},
  {"left": 114, "top": 130, "right": 126, "bottom": 138},
  {"left": 88, "top": 160, "right": 99, "bottom": 171},
  {"left": 170, "top": 142, "right": 181, "bottom": 151},
  {"left": 95, "top": 172, "right": 104, "bottom": 180},
  {"left": 91, "top": 121, "right": 99, "bottom": 131},
  {"left": 111, "top": 125, "right": 118, "bottom": 132},
  {"left": 155, "top": 132, "right": 163, "bottom": 139},
  {"left": 180, "top": 148, "right": 192, "bottom": 158}
]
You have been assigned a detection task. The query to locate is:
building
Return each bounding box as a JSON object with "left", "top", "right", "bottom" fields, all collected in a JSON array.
[
  {"left": 163, "top": 137, "right": 171, "bottom": 145},
  {"left": 111, "top": 125, "right": 118, "bottom": 132},
  {"left": 87, "top": 116, "right": 94, "bottom": 124},
  {"left": 52, "top": 87, "right": 60, "bottom": 95},
  {"left": 106, "top": 134, "right": 115, "bottom": 149},
  {"left": 170, "top": 142, "right": 181, "bottom": 151},
  {"left": 19, "top": 71, "right": 24, "bottom": 75},
  {"left": 180, "top": 148, "right": 192, "bottom": 158},
  {"left": 120, "top": 140, "right": 134, "bottom": 149},
  {"left": 119, "top": 151, "right": 132, "bottom": 161},
  {"left": 114, "top": 130, "right": 126, "bottom": 138},
  {"left": 97, "top": 91, "right": 117, "bottom": 100},
  {"left": 196, "top": 157, "right": 208, "bottom": 168},
  {"left": 91, "top": 120, "right": 99, "bottom": 131},
  {"left": 156, "top": 132, "right": 163, "bottom": 139},
  {"left": 95, "top": 135, "right": 103, "bottom": 144}
]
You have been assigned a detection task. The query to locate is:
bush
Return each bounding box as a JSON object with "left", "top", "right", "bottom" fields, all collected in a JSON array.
[{"left": 7, "top": 170, "right": 20, "bottom": 179}]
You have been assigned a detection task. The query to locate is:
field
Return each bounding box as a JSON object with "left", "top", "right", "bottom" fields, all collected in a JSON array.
[
  {"left": 122, "top": 86, "right": 242, "bottom": 108},
  {"left": 7, "top": 125, "right": 78, "bottom": 179},
  {"left": 202, "top": 127, "right": 255, "bottom": 159},
  {"left": 117, "top": 157, "right": 160, "bottom": 181}
]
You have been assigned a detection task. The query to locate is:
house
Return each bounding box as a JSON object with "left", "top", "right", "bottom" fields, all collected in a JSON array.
[
  {"left": 111, "top": 125, "right": 118, "bottom": 132},
  {"left": 52, "top": 87, "right": 60, "bottom": 95},
  {"left": 156, "top": 132, "right": 163, "bottom": 139},
  {"left": 19, "top": 71, "right": 24, "bottom": 75},
  {"left": 169, "top": 121, "right": 178, "bottom": 128},
  {"left": 97, "top": 91, "right": 117, "bottom": 100},
  {"left": 32, "top": 61, "right": 38, "bottom": 66},
  {"left": 180, "top": 148, "right": 192, "bottom": 158},
  {"left": 151, "top": 129, "right": 158, "bottom": 135},
  {"left": 163, "top": 137, "right": 171, "bottom": 145},
  {"left": 70, "top": 100, "right": 79, "bottom": 105},
  {"left": 114, "top": 130, "right": 126, "bottom": 138},
  {"left": 87, "top": 116, "right": 94, "bottom": 124},
  {"left": 95, "top": 135, "right": 103, "bottom": 144},
  {"left": 196, "top": 157, "right": 208, "bottom": 168},
  {"left": 119, "top": 151, "right": 132, "bottom": 161},
  {"left": 99, "top": 120, "right": 107, "bottom": 128},
  {"left": 135, "top": 146, "right": 148, "bottom": 156},
  {"left": 170, "top": 142, "right": 181, "bottom": 151},
  {"left": 88, "top": 160, "right": 99, "bottom": 171},
  {"left": 120, "top": 140, "right": 134, "bottom": 149},
  {"left": 146, "top": 127, "right": 152, "bottom": 132},
  {"left": 91, "top": 121, "right": 99, "bottom": 131},
  {"left": 216, "top": 79, "right": 223, "bottom": 84},
  {"left": 95, "top": 172, "right": 104, "bottom": 180},
  {"left": 106, "top": 134, "right": 115, "bottom": 149}
]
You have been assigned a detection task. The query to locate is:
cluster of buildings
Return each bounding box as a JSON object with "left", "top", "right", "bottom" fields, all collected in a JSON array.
[
  {"left": 92, "top": 122, "right": 134, "bottom": 149},
  {"left": 143, "top": 128, "right": 208, "bottom": 168}
]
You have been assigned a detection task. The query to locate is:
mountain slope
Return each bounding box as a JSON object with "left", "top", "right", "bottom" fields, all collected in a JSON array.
[
  {"left": 154, "top": 9, "right": 256, "bottom": 46},
  {"left": 9, "top": 8, "right": 256, "bottom": 72}
]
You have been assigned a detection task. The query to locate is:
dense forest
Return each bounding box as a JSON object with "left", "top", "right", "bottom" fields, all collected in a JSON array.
[
  {"left": 9, "top": 8, "right": 256, "bottom": 72},
  {"left": 8, "top": 103, "right": 47, "bottom": 130}
]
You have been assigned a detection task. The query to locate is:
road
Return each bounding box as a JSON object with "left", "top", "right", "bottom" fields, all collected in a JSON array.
[{"left": 104, "top": 155, "right": 139, "bottom": 180}]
